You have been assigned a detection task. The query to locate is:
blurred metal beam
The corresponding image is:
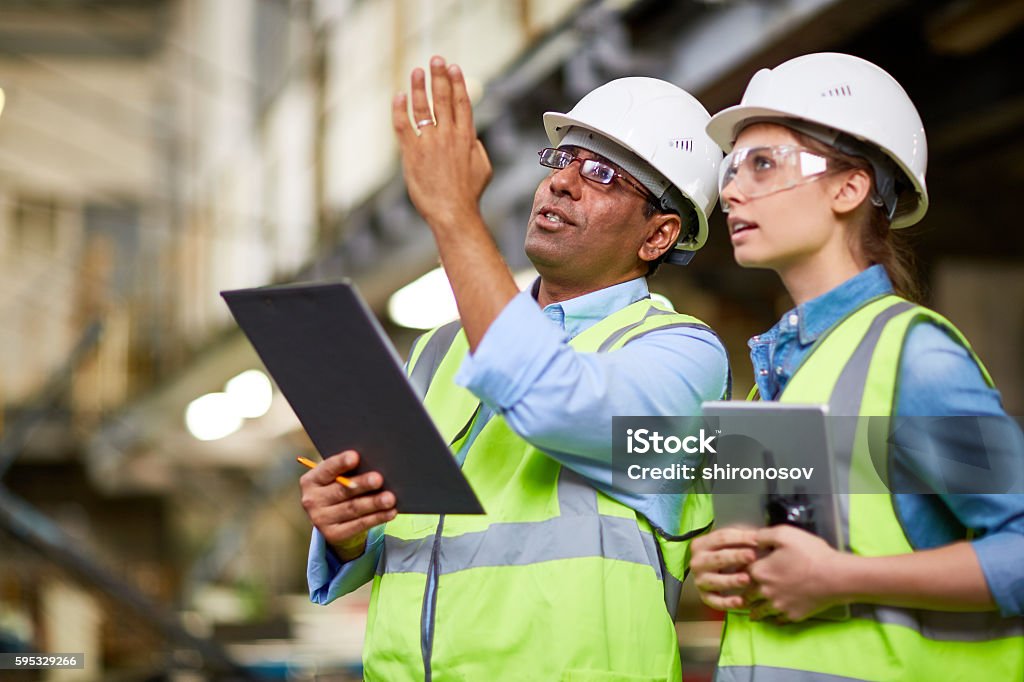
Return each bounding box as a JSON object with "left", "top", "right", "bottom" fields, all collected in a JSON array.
[
  {"left": 0, "top": 483, "right": 258, "bottom": 680},
  {"left": 0, "top": 2, "right": 167, "bottom": 58},
  {"left": 927, "top": 0, "right": 1024, "bottom": 55},
  {"left": 662, "top": 0, "right": 904, "bottom": 111},
  {"left": 182, "top": 453, "right": 306, "bottom": 601},
  {"left": 0, "top": 321, "right": 102, "bottom": 479}
]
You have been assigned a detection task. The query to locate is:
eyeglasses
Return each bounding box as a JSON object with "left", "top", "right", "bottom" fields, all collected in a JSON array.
[
  {"left": 538, "top": 147, "right": 657, "bottom": 204},
  {"left": 719, "top": 145, "right": 834, "bottom": 212}
]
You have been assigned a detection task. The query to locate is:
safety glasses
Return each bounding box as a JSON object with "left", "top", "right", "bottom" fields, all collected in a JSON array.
[
  {"left": 719, "top": 145, "right": 833, "bottom": 212},
  {"left": 538, "top": 147, "right": 656, "bottom": 203}
]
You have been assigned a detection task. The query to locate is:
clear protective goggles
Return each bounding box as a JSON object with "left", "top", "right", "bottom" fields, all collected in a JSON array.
[
  {"left": 538, "top": 147, "right": 656, "bottom": 203},
  {"left": 718, "top": 145, "right": 833, "bottom": 212}
]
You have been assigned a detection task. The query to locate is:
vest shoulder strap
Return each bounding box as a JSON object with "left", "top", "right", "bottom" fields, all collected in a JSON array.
[
  {"left": 408, "top": 319, "right": 463, "bottom": 399},
  {"left": 779, "top": 294, "right": 906, "bottom": 410},
  {"left": 886, "top": 306, "right": 995, "bottom": 388}
]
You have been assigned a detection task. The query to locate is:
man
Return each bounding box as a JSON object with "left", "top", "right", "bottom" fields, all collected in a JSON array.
[{"left": 300, "top": 57, "right": 727, "bottom": 681}]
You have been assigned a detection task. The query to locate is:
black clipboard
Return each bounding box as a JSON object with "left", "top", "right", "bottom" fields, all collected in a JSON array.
[{"left": 221, "top": 280, "right": 484, "bottom": 515}]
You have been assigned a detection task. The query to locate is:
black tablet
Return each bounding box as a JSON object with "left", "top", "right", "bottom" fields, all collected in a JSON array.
[
  {"left": 222, "top": 280, "right": 483, "bottom": 514},
  {"left": 701, "top": 400, "right": 848, "bottom": 620}
]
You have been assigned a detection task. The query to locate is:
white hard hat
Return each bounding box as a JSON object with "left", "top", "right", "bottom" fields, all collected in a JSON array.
[
  {"left": 706, "top": 53, "right": 928, "bottom": 228},
  {"left": 543, "top": 77, "right": 723, "bottom": 264}
]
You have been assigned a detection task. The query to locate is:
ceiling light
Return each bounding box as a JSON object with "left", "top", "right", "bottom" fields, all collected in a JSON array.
[
  {"left": 185, "top": 393, "right": 243, "bottom": 442},
  {"left": 225, "top": 369, "right": 274, "bottom": 418}
]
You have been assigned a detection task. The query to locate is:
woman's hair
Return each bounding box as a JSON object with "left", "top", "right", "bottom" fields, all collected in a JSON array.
[{"left": 790, "top": 129, "right": 922, "bottom": 302}]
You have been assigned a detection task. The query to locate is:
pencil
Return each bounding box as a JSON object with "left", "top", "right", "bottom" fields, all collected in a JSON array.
[{"left": 296, "top": 455, "right": 358, "bottom": 489}]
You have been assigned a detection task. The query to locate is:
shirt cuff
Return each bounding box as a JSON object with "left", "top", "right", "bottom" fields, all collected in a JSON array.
[
  {"left": 455, "top": 290, "right": 566, "bottom": 409},
  {"left": 972, "top": 531, "right": 1024, "bottom": 616},
  {"left": 307, "top": 527, "right": 383, "bottom": 605}
]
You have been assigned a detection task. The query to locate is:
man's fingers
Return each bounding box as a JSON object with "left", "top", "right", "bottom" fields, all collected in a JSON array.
[
  {"left": 310, "top": 488, "right": 396, "bottom": 527},
  {"left": 303, "top": 450, "right": 359, "bottom": 486},
  {"left": 337, "top": 489, "right": 397, "bottom": 519},
  {"left": 692, "top": 527, "right": 759, "bottom": 553},
  {"left": 448, "top": 63, "right": 472, "bottom": 131},
  {"left": 320, "top": 469, "right": 385, "bottom": 500},
  {"left": 429, "top": 56, "right": 453, "bottom": 126},
  {"left": 409, "top": 67, "right": 433, "bottom": 129},
  {"left": 327, "top": 508, "right": 398, "bottom": 541},
  {"left": 299, "top": 452, "right": 388, "bottom": 504}
]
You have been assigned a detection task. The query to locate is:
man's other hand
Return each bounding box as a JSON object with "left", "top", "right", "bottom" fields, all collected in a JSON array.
[{"left": 299, "top": 450, "right": 397, "bottom": 561}]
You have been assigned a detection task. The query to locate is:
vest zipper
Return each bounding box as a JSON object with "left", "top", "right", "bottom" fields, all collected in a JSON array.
[
  {"left": 419, "top": 402, "right": 482, "bottom": 681},
  {"left": 420, "top": 513, "right": 445, "bottom": 681}
]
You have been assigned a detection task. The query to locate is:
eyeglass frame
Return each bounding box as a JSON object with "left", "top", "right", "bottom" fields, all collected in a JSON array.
[
  {"left": 537, "top": 147, "right": 661, "bottom": 207},
  {"left": 718, "top": 144, "right": 847, "bottom": 210}
]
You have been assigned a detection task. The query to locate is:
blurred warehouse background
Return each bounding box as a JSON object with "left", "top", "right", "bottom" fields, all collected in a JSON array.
[{"left": 0, "top": 0, "right": 1021, "bottom": 679}]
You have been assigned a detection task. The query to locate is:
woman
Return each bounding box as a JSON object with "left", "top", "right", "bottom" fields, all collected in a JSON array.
[{"left": 692, "top": 52, "right": 1024, "bottom": 681}]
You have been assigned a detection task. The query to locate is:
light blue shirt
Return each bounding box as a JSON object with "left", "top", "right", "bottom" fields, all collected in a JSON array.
[
  {"left": 749, "top": 265, "right": 1024, "bottom": 616},
  {"left": 308, "top": 277, "right": 729, "bottom": 604}
]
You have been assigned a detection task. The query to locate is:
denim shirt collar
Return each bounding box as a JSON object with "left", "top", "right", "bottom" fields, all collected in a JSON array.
[
  {"left": 531, "top": 277, "right": 650, "bottom": 340},
  {"left": 750, "top": 264, "right": 895, "bottom": 351}
]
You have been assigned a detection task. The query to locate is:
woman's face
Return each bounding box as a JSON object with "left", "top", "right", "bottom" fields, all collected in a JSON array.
[{"left": 720, "top": 123, "right": 843, "bottom": 273}]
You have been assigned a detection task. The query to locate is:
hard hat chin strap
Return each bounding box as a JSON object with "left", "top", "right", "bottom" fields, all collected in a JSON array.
[{"left": 830, "top": 133, "right": 900, "bottom": 221}]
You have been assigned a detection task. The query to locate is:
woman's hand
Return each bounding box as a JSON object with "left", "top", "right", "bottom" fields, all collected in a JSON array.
[
  {"left": 745, "top": 524, "right": 848, "bottom": 622},
  {"left": 690, "top": 527, "right": 759, "bottom": 611}
]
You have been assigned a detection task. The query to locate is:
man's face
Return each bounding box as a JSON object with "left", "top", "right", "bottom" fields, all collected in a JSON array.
[{"left": 524, "top": 146, "right": 656, "bottom": 287}]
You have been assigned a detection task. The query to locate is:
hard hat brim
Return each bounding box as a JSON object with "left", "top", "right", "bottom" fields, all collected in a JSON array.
[{"left": 706, "top": 104, "right": 802, "bottom": 152}]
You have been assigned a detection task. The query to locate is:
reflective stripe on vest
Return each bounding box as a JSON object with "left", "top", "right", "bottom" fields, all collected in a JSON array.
[
  {"left": 378, "top": 469, "right": 664, "bottom": 579},
  {"left": 717, "top": 295, "right": 1024, "bottom": 682},
  {"left": 366, "top": 298, "right": 718, "bottom": 682},
  {"left": 718, "top": 667, "right": 865, "bottom": 682}
]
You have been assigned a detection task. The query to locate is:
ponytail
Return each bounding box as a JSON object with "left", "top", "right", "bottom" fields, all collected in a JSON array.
[{"left": 859, "top": 203, "right": 921, "bottom": 302}]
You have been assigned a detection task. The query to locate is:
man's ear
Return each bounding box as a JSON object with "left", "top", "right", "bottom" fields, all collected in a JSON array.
[
  {"left": 639, "top": 213, "right": 682, "bottom": 264},
  {"left": 830, "top": 168, "right": 873, "bottom": 217}
]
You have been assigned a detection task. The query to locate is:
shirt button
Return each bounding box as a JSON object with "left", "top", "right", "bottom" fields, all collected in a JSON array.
[
  {"left": 776, "top": 366, "right": 784, "bottom": 375},
  {"left": 788, "top": 313, "right": 799, "bottom": 326}
]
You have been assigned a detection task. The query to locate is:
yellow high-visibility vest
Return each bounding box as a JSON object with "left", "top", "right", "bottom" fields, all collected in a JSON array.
[
  {"left": 719, "top": 295, "right": 1024, "bottom": 682},
  {"left": 364, "top": 298, "right": 718, "bottom": 681}
]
